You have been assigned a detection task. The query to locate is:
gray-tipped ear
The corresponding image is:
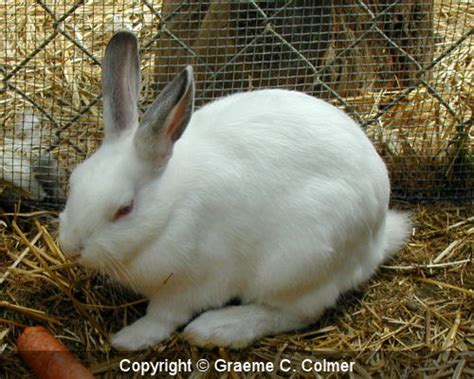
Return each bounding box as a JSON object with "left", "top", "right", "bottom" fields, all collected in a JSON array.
[
  {"left": 134, "top": 65, "right": 195, "bottom": 163},
  {"left": 102, "top": 31, "right": 141, "bottom": 139}
]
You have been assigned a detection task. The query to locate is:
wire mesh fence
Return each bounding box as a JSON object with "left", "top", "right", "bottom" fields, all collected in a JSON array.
[{"left": 1, "top": 0, "right": 472, "bottom": 207}]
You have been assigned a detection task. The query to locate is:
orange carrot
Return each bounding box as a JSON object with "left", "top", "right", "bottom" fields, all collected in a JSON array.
[{"left": 17, "top": 326, "right": 94, "bottom": 379}]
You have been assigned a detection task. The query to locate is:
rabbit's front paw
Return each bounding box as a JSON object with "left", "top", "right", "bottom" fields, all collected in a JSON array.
[{"left": 111, "top": 317, "right": 172, "bottom": 351}]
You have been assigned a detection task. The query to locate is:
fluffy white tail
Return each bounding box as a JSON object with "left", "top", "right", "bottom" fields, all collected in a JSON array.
[{"left": 383, "top": 210, "right": 412, "bottom": 258}]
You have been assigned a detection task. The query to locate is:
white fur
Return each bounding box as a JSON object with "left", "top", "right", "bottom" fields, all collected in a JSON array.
[{"left": 60, "top": 84, "right": 411, "bottom": 350}]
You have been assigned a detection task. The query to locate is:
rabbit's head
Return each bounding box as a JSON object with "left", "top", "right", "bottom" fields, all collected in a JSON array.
[{"left": 59, "top": 31, "right": 194, "bottom": 270}]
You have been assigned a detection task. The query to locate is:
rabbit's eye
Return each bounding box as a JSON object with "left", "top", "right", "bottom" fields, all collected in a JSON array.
[{"left": 113, "top": 201, "right": 134, "bottom": 221}]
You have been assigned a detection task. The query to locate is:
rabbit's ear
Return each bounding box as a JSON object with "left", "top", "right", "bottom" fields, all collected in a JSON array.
[
  {"left": 135, "top": 65, "right": 194, "bottom": 164},
  {"left": 102, "top": 31, "right": 141, "bottom": 139}
]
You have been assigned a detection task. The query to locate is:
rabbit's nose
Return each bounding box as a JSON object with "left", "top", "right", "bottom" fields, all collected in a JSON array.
[
  {"left": 58, "top": 238, "right": 83, "bottom": 260},
  {"left": 61, "top": 245, "right": 82, "bottom": 260},
  {"left": 66, "top": 250, "right": 82, "bottom": 261}
]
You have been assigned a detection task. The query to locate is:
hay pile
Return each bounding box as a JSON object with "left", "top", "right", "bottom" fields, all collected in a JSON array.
[{"left": 0, "top": 205, "right": 472, "bottom": 377}]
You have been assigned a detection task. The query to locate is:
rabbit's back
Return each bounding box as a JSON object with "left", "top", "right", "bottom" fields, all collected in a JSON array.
[{"left": 171, "top": 89, "right": 389, "bottom": 207}]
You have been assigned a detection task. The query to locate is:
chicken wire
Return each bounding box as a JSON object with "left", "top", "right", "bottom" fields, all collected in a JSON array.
[{"left": 1, "top": 0, "right": 472, "bottom": 207}]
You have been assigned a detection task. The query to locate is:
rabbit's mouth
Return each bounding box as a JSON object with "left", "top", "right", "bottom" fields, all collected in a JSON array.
[{"left": 67, "top": 253, "right": 81, "bottom": 262}]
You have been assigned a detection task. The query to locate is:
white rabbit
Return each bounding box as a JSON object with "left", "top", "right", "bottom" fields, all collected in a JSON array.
[{"left": 58, "top": 31, "right": 411, "bottom": 351}]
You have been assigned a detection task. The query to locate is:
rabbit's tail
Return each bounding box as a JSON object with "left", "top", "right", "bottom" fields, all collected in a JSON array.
[{"left": 383, "top": 210, "right": 412, "bottom": 258}]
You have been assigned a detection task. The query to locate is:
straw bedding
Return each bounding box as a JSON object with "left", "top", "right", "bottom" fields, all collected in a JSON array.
[{"left": 0, "top": 205, "right": 472, "bottom": 377}]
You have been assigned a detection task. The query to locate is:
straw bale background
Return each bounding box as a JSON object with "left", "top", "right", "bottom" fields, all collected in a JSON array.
[{"left": 0, "top": 0, "right": 472, "bottom": 203}]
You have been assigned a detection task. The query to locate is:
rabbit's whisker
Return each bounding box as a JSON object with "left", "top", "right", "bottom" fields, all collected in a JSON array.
[{"left": 106, "top": 252, "right": 139, "bottom": 294}]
